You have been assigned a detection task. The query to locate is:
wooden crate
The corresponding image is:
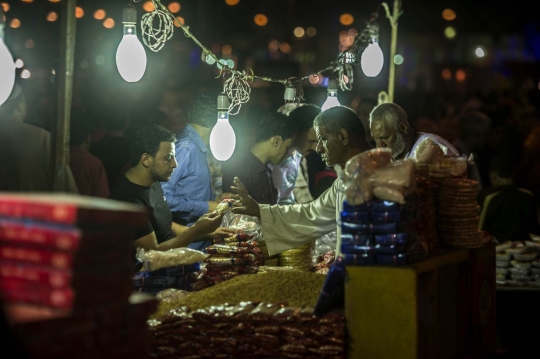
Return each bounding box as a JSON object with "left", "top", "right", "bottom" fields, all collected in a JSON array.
[{"left": 345, "top": 245, "right": 496, "bottom": 359}]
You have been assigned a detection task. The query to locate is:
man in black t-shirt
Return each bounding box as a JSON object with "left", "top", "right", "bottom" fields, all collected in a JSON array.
[{"left": 109, "top": 124, "right": 228, "bottom": 251}]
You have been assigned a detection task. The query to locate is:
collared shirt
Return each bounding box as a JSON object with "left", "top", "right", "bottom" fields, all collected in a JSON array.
[
  {"left": 161, "top": 124, "right": 213, "bottom": 227},
  {"left": 259, "top": 178, "right": 344, "bottom": 256},
  {"left": 221, "top": 150, "right": 278, "bottom": 205}
]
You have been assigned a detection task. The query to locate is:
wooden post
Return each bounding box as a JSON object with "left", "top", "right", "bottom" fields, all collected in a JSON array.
[
  {"left": 378, "top": 0, "right": 402, "bottom": 105},
  {"left": 51, "top": 0, "right": 76, "bottom": 190}
]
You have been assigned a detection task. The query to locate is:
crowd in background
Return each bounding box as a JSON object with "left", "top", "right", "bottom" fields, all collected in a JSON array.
[{"left": 2, "top": 71, "right": 540, "bottom": 218}]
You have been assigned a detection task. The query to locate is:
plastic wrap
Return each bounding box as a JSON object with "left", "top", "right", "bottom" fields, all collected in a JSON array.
[
  {"left": 340, "top": 148, "right": 416, "bottom": 205},
  {"left": 136, "top": 247, "right": 208, "bottom": 272},
  {"left": 155, "top": 288, "right": 191, "bottom": 304},
  {"left": 221, "top": 211, "right": 261, "bottom": 239}
]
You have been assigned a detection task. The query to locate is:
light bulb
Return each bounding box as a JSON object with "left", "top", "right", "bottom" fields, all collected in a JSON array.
[
  {"left": 209, "top": 94, "right": 236, "bottom": 161},
  {"left": 321, "top": 78, "right": 340, "bottom": 111},
  {"left": 361, "top": 41, "right": 384, "bottom": 77},
  {"left": 116, "top": 5, "right": 147, "bottom": 83},
  {"left": 0, "top": 13, "right": 16, "bottom": 107}
]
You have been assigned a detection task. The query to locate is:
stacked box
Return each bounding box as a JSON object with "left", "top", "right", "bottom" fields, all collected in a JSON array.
[
  {"left": 0, "top": 193, "right": 157, "bottom": 358},
  {"left": 340, "top": 199, "right": 427, "bottom": 266}
]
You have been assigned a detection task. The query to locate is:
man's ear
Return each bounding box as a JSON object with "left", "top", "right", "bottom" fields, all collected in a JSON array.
[
  {"left": 141, "top": 153, "right": 152, "bottom": 168},
  {"left": 272, "top": 135, "right": 283, "bottom": 148},
  {"left": 337, "top": 129, "right": 350, "bottom": 146},
  {"left": 399, "top": 122, "right": 409, "bottom": 134}
]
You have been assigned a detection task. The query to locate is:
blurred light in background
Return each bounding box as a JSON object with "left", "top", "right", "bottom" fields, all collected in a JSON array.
[
  {"left": 94, "top": 10, "right": 106, "bottom": 20},
  {"left": 294, "top": 27, "right": 305, "bottom": 38},
  {"left": 205, "top": 55, "right": 216, "bottom": 65},
  {"left": 143, "top": 1, "right": 155, "bottom": 12},
  {"left": 442, "top": 9, "right": 456, "bottom": 21},
  {"left": 268, "top": 39, "right": 279, "bottom": 52},
  {"left": 444, "top": 26, "right": 456, "bottom": 39},
  {"left": 95, "top": 55, "right": 105, "bottom": 66},
  {"left": 226, "top": 59, "right": 234, "bottom": 68},
  {"left": 394, "top": 54, "right": 404, "bottom": 65},
  {"left": 10, "top": 18, "right": 21, "bottom": 28},
  {"left": 25, "top": 39, "right": 34, "bottom": 48},
  {"left": 46, "top": 12, "right": 58, "bottom": 22},
  {"left": 1, "top": 3, "right": 9, "bottom": 12},
  {"left": 225, "top": 0, "right": 240, "bottom": 5},
  {"left": 14, "top": 59, "right": 24, "bottom": 68},
  {"left": 455, "top": 69, "right": 466, "bottom": 82},
  {"left": 49, "top": 0, "right": 61, "bottom": 3},
  {"left": 280, "top": 42, "right": 291, "bottom": 54},
  {"left": 168, "top": 2, "right": 181, "bottom": 13},
  {"left": 21, "top": 69, "right": 31, "bottom": 79},
  {"left": 306, "top": 27, "right": 316, "bottom": 37},
  {"left": 254, "top": 14, "right": 268, "bottom": 26},
  {"left": 216, "top": 59, "right": 227, "bottom": 69},
  {"left": 222, "top": 44, "right": 232, "bottom": 55},
  {"left": 442, "top": 68, "right": 452, "bottom": 80},
  {"left": 103, "top": 18, "right": 115, "bottom": 29},
  {"left": 309, "top": 74, "right": 319, "bottom": 84},
  {"left": 76, "top": 7, "right": 84, "bottom": 19},
  {"left": 474, "top": 45, "right": 486, "bottom": 58},
  {"left": 339, "top": 14, "right": 354, "bottom": 26},
  {"left": 173, "top": 16, "right": 185, "bottom": 27},
  {"left": 21, "top": 0, "right": 34, "bottom": 3}
]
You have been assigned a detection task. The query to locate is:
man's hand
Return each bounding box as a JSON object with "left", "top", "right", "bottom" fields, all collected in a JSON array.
[
  {"left": 230, "top": 177, "right": 261, "bottom": 218},
  {"left": 216, "top": 192, "right": 238, "bottom": 202},
  {"left": 192, "top": 211, "right": 225, "bottom": 239},
  {"left": 202, "top": 227, "right": 238, "bottom": 240}
]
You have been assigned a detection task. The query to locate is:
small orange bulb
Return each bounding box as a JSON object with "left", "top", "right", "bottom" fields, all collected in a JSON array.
[
  {"left": 340, "top": 14, "right": 354, "bottom": 26},
  {"left": 442, "top": 68, "right": 452, "bottom": 80},
  {"left": 75, "top": 7, "right": 84, "bottom": 19},
  {"left": 442, "top": 9, "right": 456, "bottom": 21},
  {"left": 46, "top": 12, "right": 58, "bottom": 22},
  {"left": 254, "top": 14, "right": 268, "bottom": 27},
  {"left": 455, "top": 69, "right": 466, "bottom": 82},
  {"left": 1, "top": 3, "right": 10, "bottom": 12},
  {"left": 173, "top": 16, "right": 185, "bottom": 27},
  {"left": 10, "top": 18, "right": 21, "bottom": 28},
  {"left": 168, "top": 2, "right": 181, "bottom": 13},
  {"left": 143, "top": 1, "right": 155, "bottom": 12},
  {"left": 225, "top": 0, "right": 240, "bottom": 5},
  {"left": 103, "top": 18, "right": 115, "bottom": 29},
  {"left": 94, "top": 10, "right": 106, "bottom": 20}
]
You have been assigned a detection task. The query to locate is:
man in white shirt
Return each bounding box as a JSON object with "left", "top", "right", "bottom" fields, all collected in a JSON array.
[
  {"left": 228, "top": 106, "right": 371, "bottom": 256},
  {"left": 369, "top": 102, "right": 459, "bottom": 163}
]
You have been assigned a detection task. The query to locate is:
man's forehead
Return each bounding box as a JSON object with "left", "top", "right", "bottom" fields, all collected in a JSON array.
[
  {"left": 315, "top": 125, "right": 328, "bottom": 136},
  {"left": 159, "top": 141, "right": 175, "bottom": 153}
]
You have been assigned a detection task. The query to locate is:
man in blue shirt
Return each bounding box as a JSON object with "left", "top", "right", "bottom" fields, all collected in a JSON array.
[{"left": 161, "top": 90, "right": 235, "bottom": 250}]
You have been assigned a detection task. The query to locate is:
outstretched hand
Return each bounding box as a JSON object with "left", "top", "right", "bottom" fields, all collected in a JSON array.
[{"left": 229, "top": 177, "right": 261, "bottom": 218}]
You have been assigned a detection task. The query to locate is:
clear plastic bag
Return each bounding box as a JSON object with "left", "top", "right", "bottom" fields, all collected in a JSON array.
[
  {"left": 136, "top": 247, "right": 208, "bottom": 272},
  {"left": 221, "top": 211, "right": 261, "bottom": 240}
]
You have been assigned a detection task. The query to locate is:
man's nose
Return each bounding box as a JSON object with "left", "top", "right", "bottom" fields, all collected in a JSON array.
[{"left": 316, "top": 142, "right": 323, "bottom": 153}]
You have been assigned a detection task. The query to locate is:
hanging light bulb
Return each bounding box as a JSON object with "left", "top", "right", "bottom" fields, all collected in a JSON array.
[
  {"left": 116, "top": 4, "right": 147, "bottom": 82},
  {"left": 361, "top": 34, "right": 384, "bottom": 77},
  {"left": 209, "top": 93, "right": 236, "bottom": 161},
  {"left": 321, "top": 78, "right": 340, "bottom": 111},
  {"left": 0, "top": 6, "right": 16, "bottom": 107}
]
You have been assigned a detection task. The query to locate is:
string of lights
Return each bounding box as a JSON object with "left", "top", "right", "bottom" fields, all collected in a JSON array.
[{"left": 134, "top": 0, "right": 380, "bottom": 114}]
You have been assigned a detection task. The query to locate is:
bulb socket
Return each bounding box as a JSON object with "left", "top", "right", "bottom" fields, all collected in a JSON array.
[
  {"left": 327, "top": 78, "right": 338, "bottom": 92},
  {"left": 123, "top": 4, "right": 137, "bottom": 25},
  {"left": 284, "top": 87, "right": 296, "bottom": 102},
  {"left": 217, "top": 93, "right": 229, "bottom": 110}
]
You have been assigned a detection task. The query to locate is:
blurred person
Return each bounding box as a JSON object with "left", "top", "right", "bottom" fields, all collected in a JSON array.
[
  {"left": 90, "top": 104, "right": 131, "bottom": 189},
  {"left": 161, "top": 90, "right": 236, "bottom": 250},
  {"left": 271, "top": 103, "right": 320, "bottom": 205},
  {"left": 479, "top": 154, "right": 540, "bottom": 242},
  {"left": 109, "top": 124, "right": 228, "bottom": 251},
  {"left": 222, "top": 111, "right": 296, "bottom": 205},
  {"left": 229, "top": 106, "right": 370, "bottom": 256},
  {"left": 515, "top": 125, "right": 540, "bottom": 204},
  {"left": 0, "top": 84, "right": 51, "bottom": 192},
  {"left": 69, "top": 112, "right": 109, "bottom": 198},
  {"left": 353, "top": 96, "right": 377, "bottom": 147},
  {"left": 369, "top": 102, "right": 459, "bottom": 162},
  {"left": 453, "top": 111, "right": 493, "bottom": 190}
]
